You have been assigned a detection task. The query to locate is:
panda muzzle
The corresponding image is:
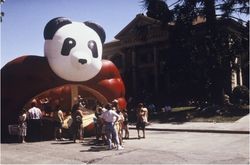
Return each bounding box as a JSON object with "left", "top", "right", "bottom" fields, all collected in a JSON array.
[{"left": 78, "top": 59, "right": 87, "bottom": 65}]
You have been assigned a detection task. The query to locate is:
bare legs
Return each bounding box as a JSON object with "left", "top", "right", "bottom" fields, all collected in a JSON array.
[{"left": 137, "top": 129, "right": 145, "bottom": 139}]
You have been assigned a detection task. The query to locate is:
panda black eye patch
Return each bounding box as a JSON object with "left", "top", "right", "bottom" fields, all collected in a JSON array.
[
  {"left": 61, "top": 37, "right": 76, "bottom": 56},
  {"left": 88, "top": 40, "right": 98, "bottom": 58}
]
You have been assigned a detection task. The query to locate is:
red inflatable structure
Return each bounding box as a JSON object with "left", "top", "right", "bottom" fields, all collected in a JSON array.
[
  {"left": 1, "top": 17, "right": 126, "bottom": 142},
  {"left": 1, "top": 56, "right": 126, "bottom": 142}
]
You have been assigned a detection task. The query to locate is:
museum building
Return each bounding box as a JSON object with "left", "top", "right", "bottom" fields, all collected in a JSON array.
[{"left": 103, "top": 14, "right": 246, "bottom": 105}]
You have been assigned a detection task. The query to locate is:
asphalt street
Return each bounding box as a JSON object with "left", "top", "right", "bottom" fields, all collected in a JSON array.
[{"left": 1, "top": 129, "right": 249, "bottom": 164}]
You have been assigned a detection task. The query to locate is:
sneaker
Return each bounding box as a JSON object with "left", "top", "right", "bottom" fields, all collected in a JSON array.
[{"left": 117, "top": 145, "right": 124, "bottom": 150}]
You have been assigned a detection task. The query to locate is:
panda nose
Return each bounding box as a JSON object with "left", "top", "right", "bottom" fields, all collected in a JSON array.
[{"left": 78, "top": 59, "right": 87, "bottom": 65}]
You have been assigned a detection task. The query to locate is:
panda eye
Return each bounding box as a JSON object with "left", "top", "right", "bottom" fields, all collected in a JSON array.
[
  {"left": 61, "top": 37, "right": 76, "bottom": 56},
  {"left": 88, "top": 40, "right": 98, "bottom": 58}
]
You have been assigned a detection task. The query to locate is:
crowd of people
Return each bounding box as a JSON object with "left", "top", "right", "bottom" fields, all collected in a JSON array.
[{"left": 17, "top": 96, "right": 149, "bottom": 151}]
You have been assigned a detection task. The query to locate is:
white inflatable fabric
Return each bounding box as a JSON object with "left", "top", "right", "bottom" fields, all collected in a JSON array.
[{"left": 44, "top": 22, "right": 103, "bottom": 82}]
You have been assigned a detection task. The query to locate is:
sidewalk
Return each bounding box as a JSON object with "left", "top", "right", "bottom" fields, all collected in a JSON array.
[{"left": 129, "top": 114, "right": 249, "bottom": 134}]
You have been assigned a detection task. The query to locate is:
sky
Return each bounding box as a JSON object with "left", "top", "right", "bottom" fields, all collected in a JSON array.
[
  {"left": 1, "top": 0, "right": 154, "bottom": 67},
  {"left": 1, "top": 1, "right": 247, "bottom": 68}
]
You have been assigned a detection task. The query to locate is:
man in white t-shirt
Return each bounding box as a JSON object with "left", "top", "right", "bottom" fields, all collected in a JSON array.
[
  {"left": 100, "top": 103, "right": 124, "bottom": 150},
  {"left": 27, "top": 99, "right": 42, "bottom": 142},
  {"left": 28, "top": 106, "right": 42, "bottom": 119}
]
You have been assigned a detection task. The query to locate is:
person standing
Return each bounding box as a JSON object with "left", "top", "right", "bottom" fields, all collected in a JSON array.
[
  {"left": 27, "top": 99, "right": 42, "bottom": 142},
  {"left": 111, "top": 99, "right": 124, "bottom": 146},
  {"left": 122, "top": 109, "right": 129, "bottom": 139},
  {"left": 136, "top": 103, "right": 148, "bottom": 139},
  {"left": 100, "top": 103, "right": 124, "bottom": 150},
  {"left": 94, "top": 106, "right": 106, "bottom": 143},
  {"left": 53, "top": 104, "right": 64, "bottom": 140},
  {"left": 18, "top": 109, "right": 27, "bottom": 143},
  {"left": 70, "top": 98, "right": 84, "bottom": 143},
  {"left": 40, "top": 97, "right": 52, "bottom": 116},
  {"left": 115, "top": 110, "right": 124, "bottom": 146}
]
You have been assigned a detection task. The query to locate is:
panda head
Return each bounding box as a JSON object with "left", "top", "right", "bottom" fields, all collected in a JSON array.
[{"left": 44, "top": 17, "right": 106, "bottom": 82}]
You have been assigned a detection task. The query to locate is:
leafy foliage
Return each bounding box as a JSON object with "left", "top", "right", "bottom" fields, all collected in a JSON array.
[
  {"left": 231, "top": 85, "right": 249, "bottom": 105},
  {"left": 140, "top": 0, "right": 173, "bottom": 23},
  {"left": 141, "top": 0, "right": 249, "bottom": 105}
]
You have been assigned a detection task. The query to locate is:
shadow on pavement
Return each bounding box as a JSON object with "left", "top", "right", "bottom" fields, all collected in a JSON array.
[
  {"left": 123, "top": 137, "right": 139, "bottom": 140},
  {"left": 50, "top": 141, "right": 76, "bottom": 145},
  {"left": 80, "top": 146, "right": 108, "bottom": 152},
  {"left": 50, "top": 136, "right": 142, "bottom": 152}
]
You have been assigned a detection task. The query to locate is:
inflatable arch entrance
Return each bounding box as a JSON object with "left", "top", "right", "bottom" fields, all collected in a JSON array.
[{"left": 1, "top": 56, "right": 126, "bottom": 142}]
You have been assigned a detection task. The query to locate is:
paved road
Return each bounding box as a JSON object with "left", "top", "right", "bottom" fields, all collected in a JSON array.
[{"left": 1, "top": 129, "right": 249, "bottom": 164}]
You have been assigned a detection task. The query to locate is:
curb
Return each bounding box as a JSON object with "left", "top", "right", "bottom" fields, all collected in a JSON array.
[{"left": 128, "top": 126, "right": 250, "bottom": 134}]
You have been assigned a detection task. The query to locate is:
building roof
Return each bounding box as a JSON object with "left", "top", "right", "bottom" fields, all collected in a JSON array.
[
  {"left": 104, "top": 14, "right": 247, "bottom": 50},
  {"left": 115, "top": 13, "right": 161, "bottom": 40}
]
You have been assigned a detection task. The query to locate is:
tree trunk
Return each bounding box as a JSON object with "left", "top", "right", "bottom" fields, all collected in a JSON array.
[{"left": 204, "top": 0, "right": 216, "bottom": 26}]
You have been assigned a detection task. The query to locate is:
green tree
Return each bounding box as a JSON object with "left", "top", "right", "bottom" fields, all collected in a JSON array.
[
  {"left": 172, "top": 0, "right": 248, "bottom": 105},
  {"left": 140, "top": 0, "right": 173, "bottom": 24},
  {"left": 142, "top": 0, "right": 249, "bottom": 105}
]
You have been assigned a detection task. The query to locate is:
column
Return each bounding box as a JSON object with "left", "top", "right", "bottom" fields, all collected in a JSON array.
[
  {"left": 121, "top": 52, "right": 126, "bottom": 71},
  {"left": 132, "top": 49, "right": 136, "bottom": 95},
  {"left": 231, "top": 69, "right": 237, "bottom": 90},
  {"left": 238, "top": 67, "right": 243, "bottom": 86},
  {"left": 153, "top": 46, "right": 158, "bottom": 94}
]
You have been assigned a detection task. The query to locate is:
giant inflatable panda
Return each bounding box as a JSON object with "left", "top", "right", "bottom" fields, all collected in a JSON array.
[{"left": 1, "top": 17, "right": 126, "bottom": 142}]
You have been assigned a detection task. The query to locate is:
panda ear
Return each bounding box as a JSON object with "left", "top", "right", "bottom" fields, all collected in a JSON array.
[
  {"left": 44, "top": 17, "right": 72, "bottom": 40},
  {"left": 84, "top": 21, "right": 106, "bottom": 43}
]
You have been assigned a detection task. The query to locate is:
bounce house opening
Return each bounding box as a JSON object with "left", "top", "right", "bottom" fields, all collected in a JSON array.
[{"left": 22, "top": 84, "right": 108, "bottom": 141}]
